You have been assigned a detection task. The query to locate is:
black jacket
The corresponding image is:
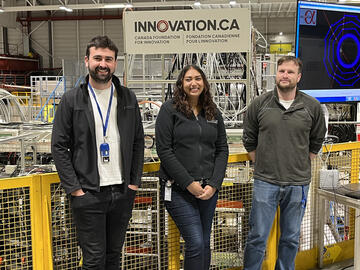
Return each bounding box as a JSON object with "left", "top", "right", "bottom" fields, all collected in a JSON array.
[
  {"left": 155, "top": 99, "right": 229, "bottom": 190},
  {"left": 51, "top": 75, "right": 144, "bottom": 194}
]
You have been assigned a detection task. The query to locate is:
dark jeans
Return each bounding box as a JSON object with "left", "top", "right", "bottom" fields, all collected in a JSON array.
[
  {"left": 163, "top": 185, "right": 218, "bottom": 270},
  {"left": 70, "top": 184, "right": 136, "bottom": 270}
]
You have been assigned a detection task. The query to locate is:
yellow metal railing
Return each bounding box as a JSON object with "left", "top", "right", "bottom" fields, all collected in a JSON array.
[
  {"left": 12, "top": 91, "right": 31, "bottom": 105},
  {"left": 0, "top": 175, "right": 42, "bottom": 269},
  {"left": 294, "top": 142, "right": 360, "bottom": 270},
  {"left": 0, "top": 143, "right": 359, "bottom": 269}
]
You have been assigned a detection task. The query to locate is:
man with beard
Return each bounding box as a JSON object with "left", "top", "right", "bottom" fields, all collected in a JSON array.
[
  {"left": 51, "top": 35, "right": 144, "bottom": 269},
  {"left": 242, "top": 56, "right": 326, "bottom": 270}
]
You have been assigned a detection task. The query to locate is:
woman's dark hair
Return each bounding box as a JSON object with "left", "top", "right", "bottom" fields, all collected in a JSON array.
[
  {"left": 173, "top": 65, "right": 217, "bottom": 120},
  {"left": 86, "top": 35, "right": 118, "bottom": 59}
]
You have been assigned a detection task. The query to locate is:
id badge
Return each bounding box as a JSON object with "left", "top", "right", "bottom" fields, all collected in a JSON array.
[
  {"left": 100, "top": 143, "right": 110, "bottom": 163},
  {"left": 164, "top": 181, "right": 172, "bottom": 201}
]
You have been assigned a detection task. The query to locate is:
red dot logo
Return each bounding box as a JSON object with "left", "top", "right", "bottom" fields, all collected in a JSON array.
[{"left": 157, "top": 20, "right": 169, "bottom": 32}]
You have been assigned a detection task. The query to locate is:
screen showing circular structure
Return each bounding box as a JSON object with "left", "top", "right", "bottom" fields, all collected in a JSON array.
[{"left": 296, "top": 1, "right": 360, "bottom": 102}]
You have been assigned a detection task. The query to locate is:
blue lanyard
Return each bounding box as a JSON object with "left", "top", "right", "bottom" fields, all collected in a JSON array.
[{"left": 88, "top": 83, "right": 114, "bottom": 139}]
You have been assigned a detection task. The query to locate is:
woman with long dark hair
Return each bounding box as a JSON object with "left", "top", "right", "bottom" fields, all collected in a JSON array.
[{"left": 155, "top": 64, "right": 229, "bottom": 269}]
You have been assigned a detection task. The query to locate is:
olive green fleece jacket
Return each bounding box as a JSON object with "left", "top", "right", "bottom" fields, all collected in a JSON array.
[{"left": 243, "top": 89, "right": 326, "bottom": 186}]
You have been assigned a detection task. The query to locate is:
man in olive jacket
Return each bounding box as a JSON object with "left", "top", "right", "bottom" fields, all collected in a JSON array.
[{"left": 242, "top": 56, "right": 326, "bottom": 270}]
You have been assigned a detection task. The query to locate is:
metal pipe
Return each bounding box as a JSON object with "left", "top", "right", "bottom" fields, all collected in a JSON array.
[
  {"left": 2, "top": 27, "right": 9, "bottom": 55},
  {"left": 48, "top": 20, "right": 53, "bottom": 68},
  {"left": 328, "top": 121, "right": 360, "bottom": 125},
  {"left": 126, "top": 79, "right": 248, "bottom": 84},
  {"left": 20, "top": 138, "right": 25, "bottom": 173},
  {"left": 17, "top": 14, "right": 123, "bottom": 22}
]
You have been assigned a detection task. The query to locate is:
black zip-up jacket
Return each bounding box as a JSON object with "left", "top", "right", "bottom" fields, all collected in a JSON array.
[
  {"left": 155, "top": 99, "right": 229, "bottom": 190},
  {"left": 51, "top": 75, "right": 144, "bottom": 194},
  {"left": 243, "top": 89, "right": 326, "bottom": 185}
]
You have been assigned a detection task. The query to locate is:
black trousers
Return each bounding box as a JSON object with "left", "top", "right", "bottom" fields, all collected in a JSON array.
[{"left": 70, "top": 184, "right": 136, "bottom": 270}]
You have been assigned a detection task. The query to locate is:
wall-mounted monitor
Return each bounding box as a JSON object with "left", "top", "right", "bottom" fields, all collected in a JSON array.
[{"left": 296, "top": 1, "right": 360, "bottom": 103}]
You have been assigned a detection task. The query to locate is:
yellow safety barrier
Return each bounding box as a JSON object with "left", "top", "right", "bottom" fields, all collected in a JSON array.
[
  {"left": 0, "top": 143, "right": 359, "bottom": 269},
  {"left": 11, "top": 91, "right": 31, "bottom": 105},
  {"left": 294, "top": 142, "right": 360, "bottom": 269},
  {"left": 0, "top": 175, "right": 43, "bottom": 269}
]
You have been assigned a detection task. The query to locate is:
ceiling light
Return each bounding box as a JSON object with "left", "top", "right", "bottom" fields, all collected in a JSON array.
[
  {"left": 194, "top": 1, "right": 201, "bottom": 6},
  {"left": 279, "top": 32, "right": 283, "bottom": 36},
  {"left": 229, "top": 0, "right": 236, "bottom": 5},
  {"left": 59, "top": 5, "right": 73, "bottom": 12},
  {"left": 104, "top": 4, "right": 125, "bottom": 8},
  {"left": 0, "top": 8, "right": 4, "bottom": 12}
]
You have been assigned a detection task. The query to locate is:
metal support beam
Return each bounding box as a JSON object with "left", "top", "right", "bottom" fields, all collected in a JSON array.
[
  {"left": 2, "top": 26, "right": 9, "bottom": 55},
  {"left": 48, "top": 19, "right": 53, "bottom": 68}
]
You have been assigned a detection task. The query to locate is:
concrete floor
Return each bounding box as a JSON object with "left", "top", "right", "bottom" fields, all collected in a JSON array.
[{"left": 310, "top": 259, "right": 354, "bottom": 270}]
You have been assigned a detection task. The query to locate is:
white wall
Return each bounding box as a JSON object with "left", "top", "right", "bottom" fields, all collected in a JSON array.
[
  {"left": 31, "top": 21, "right": 50, "bottom": 68},
  {"left": 3, "top": 18, "right": 125, "bottom": 69},
  {"left": 0, "top": 13, "right": 17, "bottom": 28},
  {"left": 53, "top": 20, "right": 79, "bottom": 67},
  {"left": 253, "top": 17, "right": 296, "bottom": 45},
  {"left": 7, "top": 26, "right": 23, "bottom": 56}
]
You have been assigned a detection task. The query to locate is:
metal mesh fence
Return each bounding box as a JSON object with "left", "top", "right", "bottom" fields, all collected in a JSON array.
[
  {"left": 210, "top": 162, "right": 252, "bottom": 269},
  {"left": 315, "top": 149, "right": 358, "bottom": 246},
  {"left": 0, "top": 187, "right": 32, "bottom": 269},
  {"left": 50, "top": 183, "right": 81, "bottom": 270},
  {"left": 1, "top": 144, "right": 359, "bottom": 269},
  {"left": 120, "top": 161, "right": 253, "bottom": 270},
  {"left": 122, "top": 174, "right": 162, "bottom": 269},
  {"left": 46, "top": 161, "right": 253, "bottom": 270},
  {"left": 298, "top": 160, "right": 322, "bottom": 252}
]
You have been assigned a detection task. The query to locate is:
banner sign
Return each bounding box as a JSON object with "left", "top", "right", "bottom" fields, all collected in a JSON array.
[{"left": 123, "top": 8, "right": 251, "bottom": 54}]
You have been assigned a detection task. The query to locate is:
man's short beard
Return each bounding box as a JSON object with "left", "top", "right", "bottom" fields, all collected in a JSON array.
[
  {"left": 276, "top": 81, "right": 296, "bottom": 93},
  {"left": 89, "top": 67, "right": 113, "bottom": 84}
]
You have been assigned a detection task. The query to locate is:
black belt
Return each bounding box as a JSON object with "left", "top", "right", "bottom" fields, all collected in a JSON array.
[{"left": 99, "top": 183, "right": 124, "bottom": 192}]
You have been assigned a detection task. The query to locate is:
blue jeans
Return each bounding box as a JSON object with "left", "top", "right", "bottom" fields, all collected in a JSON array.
[
  {"left": 243, "top": 179, "right": 309, "bottom": 270},
  {"left": 163, "top": 185, "right": 218, "bottom": 270}
]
